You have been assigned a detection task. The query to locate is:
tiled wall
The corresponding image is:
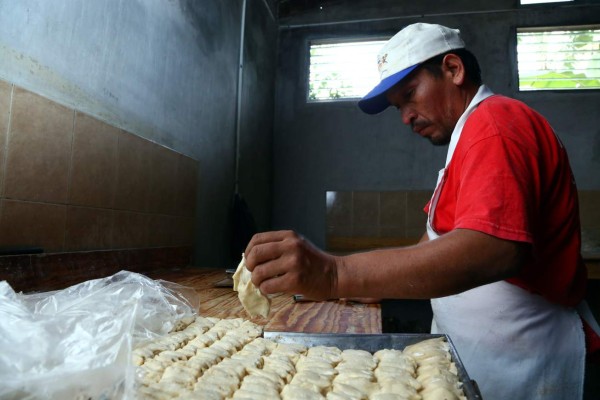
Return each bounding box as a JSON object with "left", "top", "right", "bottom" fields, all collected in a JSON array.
[
  {"left": 0, "top": 79, "right": 198, "bottom": 254},
  {"left": 325, "top": 190, "right": 431, "bottom": 252},
  {"left": 579, "top": 191, "right": 600, "bottom": 255},
  {"left": 326, "top": 190, "right": 600, "bottom": 255}
]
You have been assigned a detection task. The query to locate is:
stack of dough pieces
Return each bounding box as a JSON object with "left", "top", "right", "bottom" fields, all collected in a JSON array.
[
  {"left": 133, "top": 317, "right": 467, "bottom": 400},
  {"left": 233, "top": 254, "right": 271, "bottom": 318},
  {"left": 403, "top": 338, "right": 466, "bottom": 400}
]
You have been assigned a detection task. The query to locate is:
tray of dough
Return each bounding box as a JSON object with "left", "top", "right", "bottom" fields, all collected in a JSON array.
[
  {"left": 133, "top": 316, "right": 482, "bottom": 400},
  {"left": 264, "top": 331, "right": 482, "bottom": 400}
]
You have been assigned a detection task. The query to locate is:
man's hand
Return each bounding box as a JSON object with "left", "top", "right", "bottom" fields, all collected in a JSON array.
[{"left": 244, "top": 230, "right": 340, "bottom": 301}]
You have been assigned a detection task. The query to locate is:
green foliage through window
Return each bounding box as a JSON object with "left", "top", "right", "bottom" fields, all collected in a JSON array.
[
  {"left": 517, "top": 26, "right": 600, "bottom": 91},
  {"left": 308, "top": 40, "right": 386, "bottom": 101}
]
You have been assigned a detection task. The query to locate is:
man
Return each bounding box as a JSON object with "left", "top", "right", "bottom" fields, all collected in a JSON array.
[{"left": 244, "top": 23, "right": 598, "bottom": 399}]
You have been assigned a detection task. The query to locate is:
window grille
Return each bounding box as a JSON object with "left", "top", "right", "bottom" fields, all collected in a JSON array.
[
  {"left": 516, "top": 26, "right": 600, "bottom": 91},
  {"left": 520, "top": 0, "right": 573, "bottom": 4},
  {"left": 308, "top": 40, "right": 387, "bottom": 101}
]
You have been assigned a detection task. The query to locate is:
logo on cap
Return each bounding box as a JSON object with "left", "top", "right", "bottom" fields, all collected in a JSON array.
[{"left": 377, "top": 53, "right": 388, "bottom": 73}]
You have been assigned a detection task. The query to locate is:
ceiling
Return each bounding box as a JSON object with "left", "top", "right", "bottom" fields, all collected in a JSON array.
[{"left": 276, "top": 0, "right": 346, "bottom": 18}]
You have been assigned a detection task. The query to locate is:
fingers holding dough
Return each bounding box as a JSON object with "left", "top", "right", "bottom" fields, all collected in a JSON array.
[{"left": 233, "top": 254, "right": 271, "bottom": 318}]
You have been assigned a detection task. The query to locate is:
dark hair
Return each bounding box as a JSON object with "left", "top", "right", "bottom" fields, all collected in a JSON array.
[{"left": 420, "top": 48, "right": 482, "bottom": 86}]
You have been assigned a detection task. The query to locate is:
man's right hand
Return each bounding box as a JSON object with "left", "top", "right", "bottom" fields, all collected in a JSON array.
[{"left": 244, "top": 230, "right": 340, "bottom": 301}]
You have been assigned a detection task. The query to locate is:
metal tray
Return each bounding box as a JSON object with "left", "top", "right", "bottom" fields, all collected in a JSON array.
[{"left": 263, "top": 332, "right": 482, "bottom": 400}]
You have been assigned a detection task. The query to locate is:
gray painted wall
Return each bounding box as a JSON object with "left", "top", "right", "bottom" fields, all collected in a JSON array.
[
  {"left": 1, "top": 0, "right": 597, "bottom": 264},
  {"left": 0, "top": 0, "right": 278, "bottom": 267},
  {"left": 272, "top": 1, "right": 600, "bottom": 248}
]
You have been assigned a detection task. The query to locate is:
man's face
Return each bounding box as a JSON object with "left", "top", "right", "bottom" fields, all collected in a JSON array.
[{"left": 385, "top": 66, "right": 460, "bottom": 146}]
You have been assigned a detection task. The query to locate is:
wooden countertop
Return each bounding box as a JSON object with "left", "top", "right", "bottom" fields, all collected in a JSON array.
[{"left": 146, "top": 268, "right": 382, "bottom": 334}]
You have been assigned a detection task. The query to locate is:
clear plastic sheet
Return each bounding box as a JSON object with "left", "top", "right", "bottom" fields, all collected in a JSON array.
[{"left": 0, "top": 270, "right": 199, "bottom": 400}]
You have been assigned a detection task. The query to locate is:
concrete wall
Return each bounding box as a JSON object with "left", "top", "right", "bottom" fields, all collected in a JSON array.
[
  {"left": 0, "top": 0, "right": 278, "bottom": 267},
  {"left": 272, "top": 0, "right": 600, "bottom": 248},
  {"left": 1, "top": 0, "right": 596, "bottom": 265},
  {"left": 233, "top": 0, "right": 278, "bottom": 258}
]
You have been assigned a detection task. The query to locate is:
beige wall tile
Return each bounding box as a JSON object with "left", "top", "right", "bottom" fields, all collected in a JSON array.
[
  {"left": 145, "top": 143, "right": 178, "bottom": 214},
  {"left": 146, "top": 214, "right": 195, "bottom": 247},
  {"left": 579, "top": 190, "right": 600, "bottom": 230},
  {"left": 65, "top": 206, "right": 113, "bottom": 251},
  {"left": 172, "top": 216, "right": 195, "bottom": 246},
  {"left": 406, "top": 190, "right": 431, "bottom": 238},
  {"left": 174, "top": 154, "right": 198, "bottom": 217},
  {"left": 147, "top": 214, "right": 178, "bottom": 247},
  {"left": 380, "top": 191, "right": 407, "bottom": 237},
  {"left": 0, "top": 80, "right": 11, "bottom": 197},
  {"left": 114, "top": 133, "right": 152, "bottom": 212},
  {"left": 579, "top": 190, "right": 600, "bottom": 254},
  {"left": 70, "top": 113, "right": 119, "bottom": 208},
  {"left": 0, "top": 199, "right": 66, "bottom": 252},
  {"left": 326, "top": 191, "right": 353, "bottom": 236},
  {"left": 112, "top": 210, "right": 149, "bottom": 249},
  {"left": 4, "top": 87, "right": 73, "bottom": 203},
  {"left": 0, "top": 84, "right": 197, "bottom": 254},
  {"left": 353, "top": 191, "right": 379, "bottom": 237}
]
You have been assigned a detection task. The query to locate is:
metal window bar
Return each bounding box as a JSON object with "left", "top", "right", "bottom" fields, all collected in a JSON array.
[
  {"left": 520, "top": 0, "right": 573, "bottom": 4},
  {"left": 517, "top": 27, "right": 600, "bottom": 90},
  {"left": 309, "top": 41, "right": 386, "bottom": 101}
]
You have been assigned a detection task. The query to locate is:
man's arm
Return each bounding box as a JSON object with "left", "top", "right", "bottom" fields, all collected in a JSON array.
[
  {"left": 244, "top": 229, "right": 529, "bottom": 301},
  {"left": 335, "top": 228, "right": 528, "bottom": 300},
  {"left": 339, "top": 231, "right": 430, "bottom": 303}
]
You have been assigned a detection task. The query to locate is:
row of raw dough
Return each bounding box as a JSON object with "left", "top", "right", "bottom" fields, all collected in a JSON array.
[{"left": 132, "top": 317, "right": 466, "bottom": 400}]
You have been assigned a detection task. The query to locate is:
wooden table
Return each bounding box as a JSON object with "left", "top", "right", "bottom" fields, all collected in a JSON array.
[{"left": 146, "top": 268, "right": 382, "bottom": 334}]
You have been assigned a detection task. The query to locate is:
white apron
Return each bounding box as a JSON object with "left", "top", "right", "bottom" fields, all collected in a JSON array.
[{"left": 427, "top": 86, "right": 585, "bottom": 399}]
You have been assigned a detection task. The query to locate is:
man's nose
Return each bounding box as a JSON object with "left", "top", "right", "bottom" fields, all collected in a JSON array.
[{"left": 401, "top": 107, "right": 415, "bottom": 126}]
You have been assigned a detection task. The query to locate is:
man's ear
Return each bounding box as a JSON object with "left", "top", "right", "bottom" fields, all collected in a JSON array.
[{"left": 441, "top": 54, "right": 465, "bottom": 85}]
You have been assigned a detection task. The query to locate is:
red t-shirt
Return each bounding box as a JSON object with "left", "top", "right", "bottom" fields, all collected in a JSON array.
[{"left": 425, "top": 95, "right": 587, "bottom": 307}]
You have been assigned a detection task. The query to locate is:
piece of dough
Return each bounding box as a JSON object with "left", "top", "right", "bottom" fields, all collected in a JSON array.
[
  {"left": 374, "top": 381, "right": 420, "bottom": 398},
  {"left": 419, "top": 385, "right": 465, "bottom": 400},
  {"left": 306, "top": 346, "right": 343, "bottom": 364},
  {"left": 233, "top": 254, "right": 271, "bottom": 318},
  {"left": 370, "top": 394, "right": 411, "bottom": 400},
  {"left": 239, "top": 380, "right": 280, "bottom": 396},
  {"left": 331, "top": 380, "right": 374, "bottom": 399},
  {"left": 281, "top": 383, "right": 326, "bottom": 400},
  {"left": 291, "top": 370, "right": 332, "bottom": 392}
]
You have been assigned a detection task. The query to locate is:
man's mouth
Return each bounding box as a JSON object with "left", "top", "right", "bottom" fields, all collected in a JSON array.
[{"left": 412, "top": 123, "right": 427, "bottom": 136}]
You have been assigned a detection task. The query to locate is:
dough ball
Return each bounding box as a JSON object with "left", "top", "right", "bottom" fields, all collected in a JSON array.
[{"left": 233, "top": 254, "right": 271, "bottom": 318}]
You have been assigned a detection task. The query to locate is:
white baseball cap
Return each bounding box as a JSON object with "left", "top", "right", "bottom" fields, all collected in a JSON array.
[{"left": 358, "top": 23, "right": 465, "bottom": 114}]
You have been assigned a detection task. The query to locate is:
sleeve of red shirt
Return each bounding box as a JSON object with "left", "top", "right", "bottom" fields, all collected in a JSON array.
[{"left": 450, "top": 116, "right": 538, "bottom": 244}]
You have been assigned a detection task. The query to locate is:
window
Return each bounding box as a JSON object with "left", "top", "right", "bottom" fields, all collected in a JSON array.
[
  {"left": 516, "top": 26, "right": 600, "bottom": 91},
  {"left": 308, "top": 40, "right": 386, "bottom": 101},
  {"left": 520, "top": 0, "right": 573, "bottom": 4}
]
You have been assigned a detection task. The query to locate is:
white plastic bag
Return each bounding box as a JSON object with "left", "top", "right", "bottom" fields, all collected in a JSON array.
[{"left": 0, "top": 270, "right": 199, "bottom": 399}]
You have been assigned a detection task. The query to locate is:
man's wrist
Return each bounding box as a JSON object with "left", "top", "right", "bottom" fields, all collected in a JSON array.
[{"left": 330, "top": 255, "right": 346, "bottom": 299}]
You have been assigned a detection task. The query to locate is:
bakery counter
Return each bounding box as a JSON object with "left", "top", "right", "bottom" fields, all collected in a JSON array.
[{"left": 146, "top": 267, "right": 382, "bottom": 335}]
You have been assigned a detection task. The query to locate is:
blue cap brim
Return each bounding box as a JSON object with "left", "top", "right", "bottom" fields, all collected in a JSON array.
[{"left": 358, "top": 64, "right": 419, "bottom": 114}]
